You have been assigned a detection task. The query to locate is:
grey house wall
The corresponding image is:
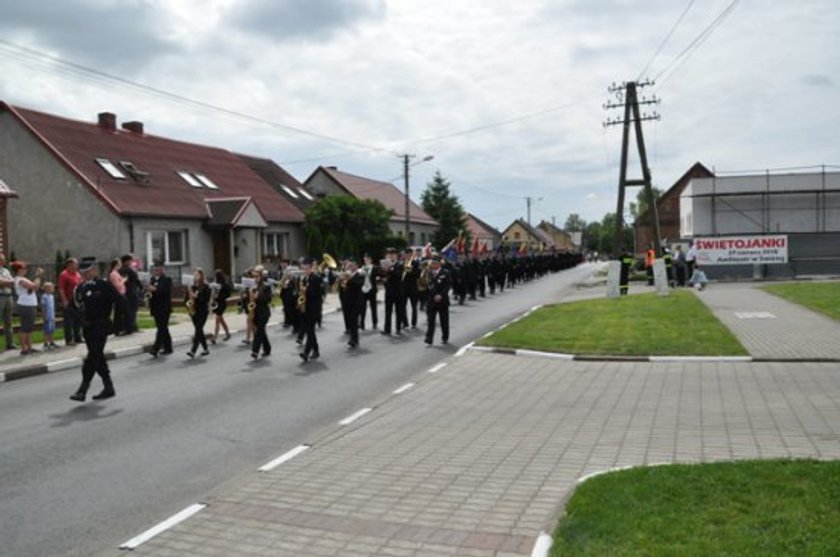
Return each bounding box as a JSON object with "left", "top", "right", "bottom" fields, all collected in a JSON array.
[
  {"left": 129, "top": 216, "right": 213, "bottom": 275},
  {"left": 0, "top": 112, "right": 123, "bottom": 264}
]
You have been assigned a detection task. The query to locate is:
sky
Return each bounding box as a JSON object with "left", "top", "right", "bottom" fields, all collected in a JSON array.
[{"left": 1, "top": 0, "right": 838, "bottom": 232}]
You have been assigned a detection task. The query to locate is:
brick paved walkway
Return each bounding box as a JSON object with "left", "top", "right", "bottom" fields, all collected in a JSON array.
[
  {"left": 695, "top": 283, "right": 840, "bottom": 360},
  {"left": 99, "top": 353, "right": 840, "bottom": 557}
]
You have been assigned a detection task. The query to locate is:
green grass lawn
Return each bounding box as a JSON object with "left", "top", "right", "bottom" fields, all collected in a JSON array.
[
  {"left": 763, "top": 281, "right": 840, "bottom": 321},
  {"left": 552, "top": 459, "right": 840, "bottom": 557},
  {"left": 1, "top": 315, "right": 156, "bottom": 351},
  {"left": 478, "top": 291, "right": 747, "bottom": 356}
]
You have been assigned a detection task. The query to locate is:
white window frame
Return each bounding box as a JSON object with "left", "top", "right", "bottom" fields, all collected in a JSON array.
[
  {"left": 146, "top": 230, "right": 188, "bottom": 266},
  {"left": 95, "top": 158, "right": 126, "bottom": 179},
  {"left": 262, "top": 231, "right": 289, "bottom": 258},
  {"left": 281, "top": 185, "right": 299, "bottom": 199},
  {"left": 297, "top": 187, "right": 314, "bottom": 201},
  {"left": 177, "top": 171, "right": 203, "bottom": 188},
  {"left": 194, "top": 173, "right": 219, "bottom": 189}
]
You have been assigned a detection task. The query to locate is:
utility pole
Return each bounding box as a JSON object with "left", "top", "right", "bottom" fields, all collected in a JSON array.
[
  {"left": 403, "top": 154, "right": 412, "bottom": 241},
  {"left": 524, "top": 196, "right": 542, "bottom": 227},
  {"left": 603, "top": 80, "right": 661, "bottom": 257}
]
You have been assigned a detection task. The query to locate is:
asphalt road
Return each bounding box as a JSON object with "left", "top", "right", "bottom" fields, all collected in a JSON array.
[{"left": 0, "top": 263, "right": 595, "bottom": 557}]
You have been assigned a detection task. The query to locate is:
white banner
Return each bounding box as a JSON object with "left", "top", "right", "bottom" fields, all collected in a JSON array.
[{"left": 694, "top": 235, "right": 788, "bottom": 265}]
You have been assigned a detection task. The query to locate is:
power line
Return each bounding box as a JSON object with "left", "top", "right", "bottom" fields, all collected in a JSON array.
[
  {"left": 652, "top": 0, "right": 740, "bottom": 86},
  {"left": 0, "top": 39, "right": 397, "bottom": 156},
  {"left": 637, "top": 0, "right": 696, "bottom": 81}
]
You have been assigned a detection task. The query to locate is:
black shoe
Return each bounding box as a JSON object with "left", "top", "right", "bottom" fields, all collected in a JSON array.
[
  {"left": 92, "top": 389, "right": 115, "bottom": 401},
  {"left": 299, "top": 352, "right": 309, "bottom": 363},
  {"left": 241, "top": 339, "right": 250, "bottom": 345},
  {"left": 347, "top": 341, "right": 357, "bottom": 348},
  {"left": 200, "top": 350, "right": 210, "bottom": 356},
  {"left": 310, "top": 352, "right": 320, "bottom": 360},
  {"left": 262, "top": 351, "right": 271, "bottom": 357},
  {"left": 296, "top": 338, "right": 303, "bottom": 345},
  {"left": 424, "top": 338, "right": 432, "bottom": 345},
  {"left": 251, "top": 352, "right": 258, "bottom": 360},
  {"left": 186, "top": 351, "right": 195, "bottom": 359},
  {"left": 210, "top": 336, "right": 216, "bottom": 345},
  {"left": 223, "top": 333, "right": 231, "bottom": 341},
  {"left": 149, "top": 349, "right": 159, "bottom": 358},
  {"left": 442, "top": 339, "right": 449, "bottom": 344},
  {"left": 380, "top": 330, "right": 390, "bottom": 336},
  {"left": 160, "top": 349, "right": 173, "bottom": 355},
  {"left": 69, "top": 392, "right": 85, "bottom": 402}
]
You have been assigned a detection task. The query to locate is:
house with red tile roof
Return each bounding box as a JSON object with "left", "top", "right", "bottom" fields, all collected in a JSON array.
[
  {"left": 303, "top": 166, "right": 438, "bottom": 246},
  {"left": 536, "top": 220, "right": 577, "bottom": 251},
  {"left": 0, "top": 102, "right": 307, "bottom": 278},
  {"left": 465, "top": 212, "right": 502, "bottom": 251},
  {"left": 501, "top": 219, "right": 556, "bottom": 252}
]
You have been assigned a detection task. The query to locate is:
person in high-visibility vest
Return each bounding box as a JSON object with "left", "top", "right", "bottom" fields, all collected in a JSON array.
[
  {"left": 645, "top": 247, "right": 655, "bottom": 286},
  {"left": 619, "top": 253, "right": 633, "bottom": 296}
]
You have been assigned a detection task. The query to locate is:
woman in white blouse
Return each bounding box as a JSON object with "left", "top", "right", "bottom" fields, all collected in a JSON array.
[{"left": 11, "top": 261, "right": 44, "bottom": 355}]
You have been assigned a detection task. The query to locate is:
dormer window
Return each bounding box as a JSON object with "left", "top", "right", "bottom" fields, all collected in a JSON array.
[
  {"left": 297, "top": 187, "right": 314, "bottom": 201},
  {"left": 281, "top": 185, "right": 299, "bottom": 199},
  {"left": 119, "top": 160, "right": 150, "bottom": 183},
  {"left": 177, "top": 171, "right": 203, "bottom": 188},
  {"left": 95, "top": 158, "right": 126, "bottom": 179}
]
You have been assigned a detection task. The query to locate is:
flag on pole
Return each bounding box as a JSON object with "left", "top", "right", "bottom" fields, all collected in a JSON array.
[
  {"left": 480, "top": 242, "right": 489, "bottom": 256},
  {"left": 471, "top": 236, "right": 480, "bottom": 257},
  {"left": 440, "top": 238, "right": 457, "bottom": 261},
  {"left": 424, "top": 243, "right": 433, "bottom": 258},
  {"left": 456, "top": 233, "right": 465, "bottom": 254},
  {"left": 518, "top": 242, "right": 529, "bottom": 255}
]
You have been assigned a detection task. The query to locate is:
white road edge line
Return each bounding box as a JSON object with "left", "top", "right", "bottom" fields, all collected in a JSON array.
[
  {"left": 455, "top": 342, "right": 474, "bottom": 357},
  {"left": 481, "top": 331, "right": 494, "bottom": 339},
  {"left": 393, "top": 382, "right": 415, "bottom": 395},
  {"left": 427, "top": 362, "right": 447, "bottom": 373},
  {"left": 338, "top": 407, "right": 372, "bottom": 426},
  {"left": 46, "top": 358, "right": 82, "bottom": 372},
  {"left": 119, "top": 503, "right": 207, "bottom": 550},
  {"left": 530, "top": 531, "right": 553, "bottom": 557},
  {"left": 258, "top": 445, "right": 310, "bottom": 472}
]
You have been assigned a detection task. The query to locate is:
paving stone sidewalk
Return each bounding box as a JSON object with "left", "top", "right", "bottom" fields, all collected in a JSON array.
[
  {"left": 694, "top": 283, "right": 840, "bottom": 360},
  {"left": 99, "top": 353, "right": 840, "bottom": 557}
]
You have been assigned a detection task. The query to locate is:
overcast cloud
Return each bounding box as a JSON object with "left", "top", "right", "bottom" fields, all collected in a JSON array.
[{"left": 1, "top": 0, "right": 838, "bottom": 231}]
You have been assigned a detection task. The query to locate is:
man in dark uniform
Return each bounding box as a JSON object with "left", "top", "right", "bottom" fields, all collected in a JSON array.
[
  {"left": 250, "top": 270, "right": 273, "bottom": 359},
  {"left": 424, "top": 255, "right": 451, "bottom": 345},
  {"left": 359, "top": 254, "right": 378, "bottom": 330},
  {"left": 299, "top": 258, "right": 322, "bottom": 362},
  {"left": 342, "top": 259, "right": 365, "bottom": 348},
  {"left": 402, "top": 248, "right": 421, "bottom": 329},
  {"left": 148, "top": 261, "right": 173, "bottom": 357},
  {"left": 380, "top": 248, "right": 405, "bottom": 336},
  {"left": 279, "top": 260, "right": 298, "bottom": 330},
  {"left": 70, "top": 257, "right": 119, "bottom": 402},
  {"left": 118, "top": 253, "right": 141, "bottom": 334}
]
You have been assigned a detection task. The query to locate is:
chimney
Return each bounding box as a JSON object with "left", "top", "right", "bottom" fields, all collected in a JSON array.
[
  {"left": 122, "top": 121, "right": 144, "bottom": 134},
  {"left": 97, "top": 112, "right": 117, "bottom": 131},
  {"left": 326, "top": 166, "right": 337, "bottom": 170}
]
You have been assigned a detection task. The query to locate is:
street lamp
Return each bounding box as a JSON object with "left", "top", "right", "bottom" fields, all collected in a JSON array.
[{"left": 402, "top": 154, "right": 434, "bottom": 244}]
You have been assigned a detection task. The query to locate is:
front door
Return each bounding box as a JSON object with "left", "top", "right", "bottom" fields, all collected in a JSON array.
[{"left": 211, "top": 230, "right": 231, "bottom": 278}]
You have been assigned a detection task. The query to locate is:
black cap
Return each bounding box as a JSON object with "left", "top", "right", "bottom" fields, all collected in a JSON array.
[
  {"left": 431, "top": 254, "right": 442, "bottom": 262},
  {"left": 79, "top": 256, "right": 97, "bottom": 272},
  {"left": 302, "top": 257, "right": 315, "bottom": 266}
]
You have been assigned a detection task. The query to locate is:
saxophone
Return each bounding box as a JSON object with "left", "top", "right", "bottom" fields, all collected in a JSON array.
[
  {"left": 417, "top": 262, "right": 431, "bottom": 292},
  {"left": 247, "top": 284, "right": 258, "bottom": 319},
  {"left": 296, "top": 276, "right": 308, "bottom": 313},
  {"left": 185, "top": 281, "right": 197, "bottom": 316}
]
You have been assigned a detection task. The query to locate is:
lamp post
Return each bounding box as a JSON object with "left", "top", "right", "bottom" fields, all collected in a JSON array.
[{"left": 401, "top": 154, "right": 434, "bottom": 244}]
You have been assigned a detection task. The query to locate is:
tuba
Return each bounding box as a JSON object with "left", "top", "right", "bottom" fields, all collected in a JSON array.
[
  {"left": 296, "top": 275, "right": 308, "bottom": 313},
  {"left": 417, "top": 260, "right": 431, "bottom": 292},
  {"left": 402, "top": 253, "right": 415, "bottom": 281},
  {"left": 209, "top": 282, "right": 221, "bottom": 311},
  {"left": 317, "top": 253, "right": 338, "bottom": 273}
]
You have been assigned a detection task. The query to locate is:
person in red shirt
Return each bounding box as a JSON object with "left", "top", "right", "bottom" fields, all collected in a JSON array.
[{"left": 58, "top": 258, "right": 84, "bottom": 346}]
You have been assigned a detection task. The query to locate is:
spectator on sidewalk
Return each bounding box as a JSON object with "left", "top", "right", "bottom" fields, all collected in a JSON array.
[
  {"left": 58, "top": 258, "right": 84, "bottom": 346},
  {"left": 673, "top": 245, "right": 686, "bottom": 287},
  {"left": 686, "top": 240, "right": 697, "bottom": 278},
  {"left": 118, "top": 254, "right": 141, "bottom": 334},
  {"left": 11, "top": 261, "right": 43, "bottom": 355},
  {"left": 108, "top": 258, "right": 128, "bottom": 335},
  {"left": 689, "top": 264, "right": 709, "bottom": 291},
  {"left": 645, "top": 246, "right": 655, "bottom": 286},
  {"left": 0, "top": 252, "right": 15, "bottom": 350},
  {"left": 41, "top": 282, "right": 58, "bottom": 350}
]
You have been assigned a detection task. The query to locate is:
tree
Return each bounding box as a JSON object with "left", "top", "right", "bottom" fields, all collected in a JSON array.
[
  {"left": 629, "top": 187, "right": 664, "bottom": 221},
  {"left": 305, "top": 195, "right": 393, "bottom": 260},
  {"left": 583, "top": 221, "right": 601, "bottom": 253},
  {"left": 598, "top": 212, "right": 634, "bottom": 255},
  {"left": 420, "top": 171, "right": 469, "bottom": 249},
  {"left": 564, "top": 213, "right": 586, "bottom": 232}
]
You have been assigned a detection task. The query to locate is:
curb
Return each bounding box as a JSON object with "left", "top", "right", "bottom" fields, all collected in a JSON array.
[{"left": 465, "top": 345, "right": 840, "bottom": 364}]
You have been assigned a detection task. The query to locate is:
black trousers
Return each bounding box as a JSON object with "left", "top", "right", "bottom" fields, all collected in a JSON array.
[
  {"left": 425, "top": 302, "right": 449, "bottom": 344},
  {"left": 383, "top": 291, "right": 405, "bottom": 334},
  {"left": 152, "top": 311, "right": 172, "bottom": 353},
  {"left": 406, "top": 291, "right": 419, "bottom": 327},
  {"left": 347, "top": 302, "right": 361, "bottom": 345},
  {"left": 78, "top": 323, "right": 112, "bottom": 393},
  {"left": 63, "top": 305, "right": 84, "bottom": 343},
  {"left": 190, "top": 312, "right": 208, "bottom": 353},
  {"left": 302, "top": 314, "right": 319, "bottom": 356},
  {"left": 360, "top": 290, "right": 377, "bottom": 328},
  {"left": 252, "top": 314, "right": 270, "bottom": 355}
]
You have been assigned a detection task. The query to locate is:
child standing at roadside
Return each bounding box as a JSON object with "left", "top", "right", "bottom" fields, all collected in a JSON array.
[{"left": 41, "top": 282, "right": 58, "bottom": 350}]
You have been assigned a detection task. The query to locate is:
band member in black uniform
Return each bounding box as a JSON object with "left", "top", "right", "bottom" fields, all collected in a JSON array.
[
  {"left": 148, "top": 261, "right": 173, "bottom": 357},
  {"left": 211, "top": 269, "right": 232, "bottom": 343},
  {"left": 70, "top": 257, "right": 119, "bottom": 402},
  {"left": 299, "top": 258, "right": 322, "bottom": 362},
  {"left": 380, "top": 248, "right": 405, "bottom": 336},
  {"left": 185, "top": 268, "right": 211, "bottom": 358},
  {"left": 341, "top": 259, "right": 365, "bottom": 348},
  {"left": 359, "top": 254, "right": 378, "bottom": 330},
  {"left": 403, "top": 248, "right": 421, "bottom": 329},
  {"left": 250, "top": 270, "right": 273, "bottom": 359},
  {"left": 424, "top": 255, "right": 451, "bottom": 346},
  {"left": 279, "top": 260, "right": 298, "bottom": 330}
]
